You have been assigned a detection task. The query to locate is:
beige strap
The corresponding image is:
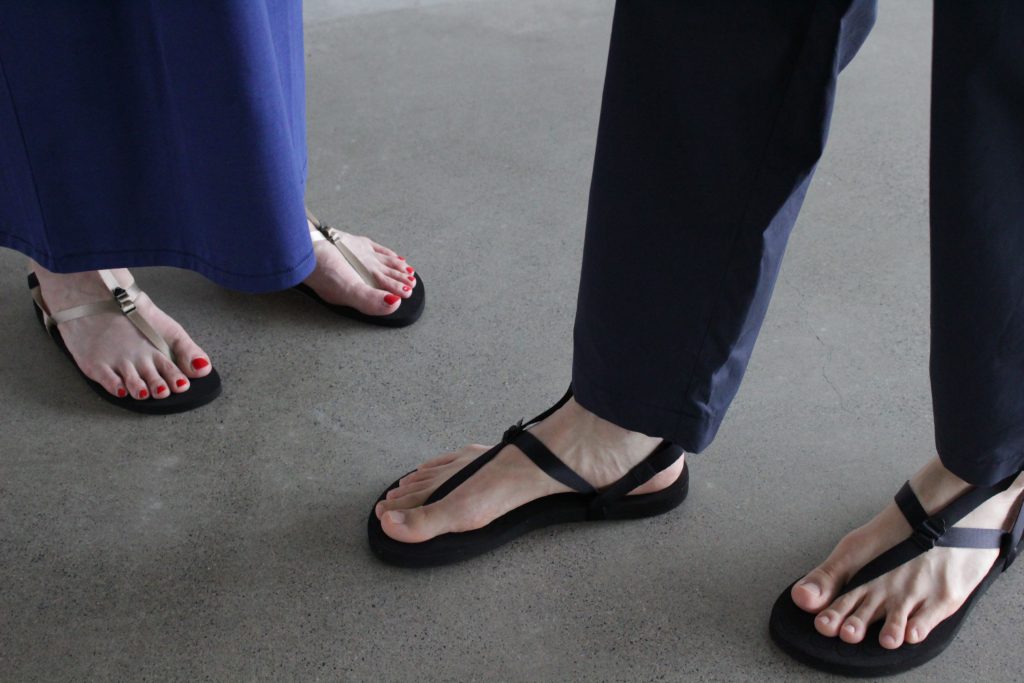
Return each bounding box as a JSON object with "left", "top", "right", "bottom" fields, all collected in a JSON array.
[
  {"left": 29, "top": 270, "right": 174, "bottom": 361},
  {"left": 306, "top": 207, "right": 376, "bottom": 287}
]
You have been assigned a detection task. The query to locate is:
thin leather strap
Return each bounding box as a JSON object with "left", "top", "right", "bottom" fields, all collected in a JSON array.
[
  {"left": 306, "top": 208, "right": 376, "bottom": 287},
  {"left": 28, "top": 270, "right": 174, "bottom": 361},
  {"left": 511, "top": 431, "right": 596, "bottom": 494}
]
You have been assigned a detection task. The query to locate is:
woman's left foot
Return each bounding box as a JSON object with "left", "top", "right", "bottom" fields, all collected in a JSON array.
[
  {"left": 791, "top": 457, "right": 1024, "bottom": 649},
  {"left": 302, "top": 219, "right": 418, "bottom": 317}
]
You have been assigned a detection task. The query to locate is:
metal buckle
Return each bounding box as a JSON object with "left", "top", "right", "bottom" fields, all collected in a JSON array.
[
  {"left": 910, "top": 517, "right": 946, "bottom": 551},
  {"left": 502, "top": 419, "right": 525, "bottom": 444},
  {"left": 112, "top": 287, "right": 136, "bottom": 315},
  {"left": 318, "top": 224, "right": 342, "bottom": 245}
]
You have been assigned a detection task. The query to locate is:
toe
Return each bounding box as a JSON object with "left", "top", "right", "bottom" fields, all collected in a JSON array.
[
  {"left": 380, "top": 503, "right": 450, "bottom": 543},
  {"left": 138, "top": 362, "right": 169, "bottom": 400},
  {"left": 169, "top": 333, "right": 212, "bottom": 379},
  {"left": 906, "top": 599, "right": 957, "bottom": 645},
  {"left": 376, "top": 488, "right": 433, "bottom": 520},
  {"left": 793, "top": 560, "right": 848, "bottom": 612},
  {"left": 118, "top": 363, "right": 149, "bottom": 400},
  {"left": 371, "top": 241, "right": 398, "bottom": 259},
  {"left": 879, "top": 604, "right": 913, "bottom": 649},
  {"left": 90, "top": 364, "right": 127, "bottom": 398},
  {"left": 815, "top": 590, "right": 862, "bottom": 638},
  {"left": 373, "top": 267, "right": 414, "bottom": 297},
  {"left": 839, "top": 597, "right": 882, "bottom": 644},
  {"left": 155, "top": 355, "right": 189, "bottom": 394},
  {"left": 351, "top": 281, "right": 402, "bottom": 316}
]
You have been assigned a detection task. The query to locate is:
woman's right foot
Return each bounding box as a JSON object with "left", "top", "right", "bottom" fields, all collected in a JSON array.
[
  {"left": 373, "top": 397, "right": 686, "bottom": 543},
  {"left": 30, "top": 261, "right": 213, "bottom": 401}
]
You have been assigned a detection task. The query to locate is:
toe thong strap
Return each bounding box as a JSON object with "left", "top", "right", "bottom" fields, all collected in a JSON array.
[
  {"left": 28, "top": 270, "right": 174, "bottom": 361},
  {"left": 306, "top": 207, "right": 375, "bottom": 288},
  {"left": 844, "top": 472, "right": 1021, "bottom": 592},
  {"left": 423, "top": 387, "right": 580, "bottom": 505}
]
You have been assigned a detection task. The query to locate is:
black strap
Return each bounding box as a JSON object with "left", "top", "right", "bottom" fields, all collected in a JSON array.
[
  {"left": 424, "top": 387, "right": 578, "bottom": 506},
  {"left": 1002, "top": 492, "right": 1024, "bottom": 570},
  {"left": 511, "top": 431, "right": 596, "bottom": 494},
  {"left": 425, "top": 441, "right": 504, "bottom": 505},
  {"left": 587, "top": 441, "right": 683, "bottom": 518},
  {"left": 894, "top": 483, "right": 929, "bottom": 529},
  {"left": 844, "top": 472, "right": 1020, "bottom": 593}
]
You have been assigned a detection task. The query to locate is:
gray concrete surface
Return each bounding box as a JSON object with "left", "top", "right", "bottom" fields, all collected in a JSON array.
[{"left": 3, "top": 1, "right": 1022, "bottom": 681}]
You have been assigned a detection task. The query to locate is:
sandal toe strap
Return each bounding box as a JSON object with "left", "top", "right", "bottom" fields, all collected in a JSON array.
[
  {"left": 29, "top": 270, "right": 174, "bottom": 362},
  {"left": 306, "top": 208, "right": 376, "bottom": 288},
  {"left": 844, "top": 471, "right": 1022, "bottom": 592}
]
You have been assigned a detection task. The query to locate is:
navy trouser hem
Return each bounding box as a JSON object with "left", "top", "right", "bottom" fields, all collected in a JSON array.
[{"left": 572, "top": 369, "right": 722, "bottom": 454}]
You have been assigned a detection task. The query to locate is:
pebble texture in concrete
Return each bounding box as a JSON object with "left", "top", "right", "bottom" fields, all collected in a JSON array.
[{"left": 2, "top": 0, "right": 1022, "bottom": 680}]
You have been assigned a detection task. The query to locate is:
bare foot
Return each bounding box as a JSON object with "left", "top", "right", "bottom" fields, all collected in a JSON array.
[
  {"left": 791, "top": 458, "right": 1024, "bottom": 649},
  {"left": 373, "top": 397, "right": 686, "bottom": 543},
  {"left": 301, "top": 220, "right": 417, "bottom": 317},
  {"left": 30, "top": 261, "right": 213, "bottom": 400}
]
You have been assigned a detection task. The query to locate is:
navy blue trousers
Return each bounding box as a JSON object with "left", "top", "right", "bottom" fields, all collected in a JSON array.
[{"left": 572, "top": 1, "right": 1024, "bottom": 486}]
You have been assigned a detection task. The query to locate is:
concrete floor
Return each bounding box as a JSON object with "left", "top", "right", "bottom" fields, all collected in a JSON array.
[{"left": 3, "top": 1, "right": 1022, "bottom": 680}]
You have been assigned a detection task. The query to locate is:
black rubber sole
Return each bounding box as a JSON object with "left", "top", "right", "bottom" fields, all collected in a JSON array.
[
  {"left": 30, "top": 277, "right": 222, "bottom": 415},
  {"left": 294, "top": 272, "right": 425, "bottom": 328},
  {"left": 768, "top": 546, "right": 1015, "bottom": 677},
  {"left": 367, "top": 463, "right": 689, "bottom": 568}
]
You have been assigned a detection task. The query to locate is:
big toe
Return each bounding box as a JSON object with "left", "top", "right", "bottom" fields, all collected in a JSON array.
[
  {"left": 170, "top": 335, "right": 213, "bottom": 379},
  {"left": 350, "top": 281, "right": 402, "bottom": 317},
  {"left": 380, "top": 505, "right": 449, "bottom": 544},
  {"left": 792, "top": 564, "right": 845, "bottom": 612}
]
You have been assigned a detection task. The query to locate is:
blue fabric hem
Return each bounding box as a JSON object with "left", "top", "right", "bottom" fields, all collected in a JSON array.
[{"left": 0, "top": 231, "right": 316, "bottom": 294}]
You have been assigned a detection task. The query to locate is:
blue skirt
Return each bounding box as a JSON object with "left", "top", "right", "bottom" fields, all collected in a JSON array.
[{"left": 0, "top": 1, "right": 312, "bottom": 293}]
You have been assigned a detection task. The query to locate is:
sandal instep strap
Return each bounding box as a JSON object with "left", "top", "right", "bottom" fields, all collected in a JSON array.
[
  {"left": 424, "top": 388, "right": 578, "bottom": 506},
  {"left": 28, "top": 270, "right": 174, "bottom": 361},
  {"left": 845, "top": 472, "right": 1021, "bottom": 592},
  {"left": 306, "top": 208, "right": 376, "bottom": 288}
]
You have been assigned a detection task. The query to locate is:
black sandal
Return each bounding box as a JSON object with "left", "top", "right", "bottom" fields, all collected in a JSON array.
[
  {"left": 770, "top": 471, "right": 1024, "bottom": 677},
  {"left": 367, "top": 388, "right": 689, "bottom": 567},
  {"left": 29, "top": 271, "right": 222, "bottom": 415},
  {"left": 294, "top": 209, "right": 425, "bottom": 328}
]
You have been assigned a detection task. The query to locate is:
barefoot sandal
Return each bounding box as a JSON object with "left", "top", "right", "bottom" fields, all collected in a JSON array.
[
  {"left": 28, "top": 270, "right": 221, "bottom": 414},
  {"left": 367, "top": 387, "right": 690, "bottom": 568},
  {"left": 770, "top": 470, "right": 1024, "bottom": 677},
  {"left": 293, "top": 208, "right": 426, "bottom": 328}
]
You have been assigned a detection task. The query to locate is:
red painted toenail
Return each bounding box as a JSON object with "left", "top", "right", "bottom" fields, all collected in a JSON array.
[
  {"left": 407, "top": 275, "right": 415, "bottom": 282},
  {"left": 398, "top": 256, "right": 405, "bottom": 261},
  {"left": 406, "top": 266, "right": 414, "bottom": 274},
  {"left": 176, "top": 379, "right": 188, "bottom": 388},
  {"left": 191, "top": 358, "right": 209, "bottom": 370},
  {"left": 384, "top": 294, "right": 400, "bottom": 306},
  {"left": 139, "top": 389, "right": 149, "bottom": 399},
  {"left": 117, "top": 388, "right": 127, "bottom": 398},
  {"left": 157, "top": 386, "right": 167, "bottom": 394}
]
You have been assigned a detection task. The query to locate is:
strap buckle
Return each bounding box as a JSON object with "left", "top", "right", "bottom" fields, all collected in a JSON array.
[
  {"left": 501, "top": 419, "right": 525, "bottom": 444},
  {"left": 317, "top": 223, "right": 343, "bottom": 246},
  {"left": 911, "top": 517, "right": 947, "bottom": 551},
  {"left": 112, "top": 287, "right": 136, "bottom": 315}
]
